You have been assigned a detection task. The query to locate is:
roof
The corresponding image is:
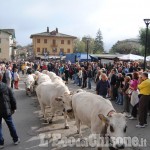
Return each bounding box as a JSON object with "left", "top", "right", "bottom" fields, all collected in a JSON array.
[
  {"left": 90, "top": 54, "right": 123, "bottom": 59},
  {"left": 0, "top": 29, "right": 15, "bottom": 38},
  {"left": 30, "top": 28, "right": 77, "bottom": 39}
]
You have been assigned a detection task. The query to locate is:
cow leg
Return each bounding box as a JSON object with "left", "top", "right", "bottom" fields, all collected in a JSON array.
[
  {"left": 64, "top": 112, "right": 69, "bottom": 129},
  {"left": 109, "top": 146, "right": 118, "bottom": 150},
  {"left": 39, "top": 102, "right": 47, "bottom": 122},
  {"left": 48, "top": 107, "right": 55, "bottom": 124},
  {"left": 75, "top": 116, "right": 82, "bottom": 137}
]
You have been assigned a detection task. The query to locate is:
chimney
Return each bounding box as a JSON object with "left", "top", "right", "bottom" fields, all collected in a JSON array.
[
  {"left": 56, "top": 28, "right": 58, "bottom": 33},
  {"left": 47, "top": 27, "right": 49, "bottom": 33}
]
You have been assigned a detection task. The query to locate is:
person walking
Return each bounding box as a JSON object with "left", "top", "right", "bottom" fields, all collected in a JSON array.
[
  {"left": 0, "top": 73, "right": 20, "bottom": 149},
  {"left": 14, "top": 68, "right": 20, "bottom": 89},
  {"left": 136, "top": 72, "right": 150, "bottom": 128},
  {"left": 5, "top": 67, "right": 12, "bottom": 88}
]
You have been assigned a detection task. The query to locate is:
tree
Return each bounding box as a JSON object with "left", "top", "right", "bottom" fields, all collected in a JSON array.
[
  {"left": 139, "top": 28, "right": 150, "bottom": 55},
  {"left": 93, "top": 29, "right": 104, "bottom": 54},
  {"left": 74, "top": 36, "right": 95, "bottom": 53},
  {"left": 74, "top": 38, "right": 86, "bottom": 53},
  {"left": 109, "top": 39, "right": 144, "bottom": 55},
  {"left": 82, "top": 35, "right": 95, "bottom": 54}
]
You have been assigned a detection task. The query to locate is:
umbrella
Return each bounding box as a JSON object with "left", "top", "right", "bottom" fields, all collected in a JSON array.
[{"left": 118, "top": 54, "right": 144, "bottom": 61}]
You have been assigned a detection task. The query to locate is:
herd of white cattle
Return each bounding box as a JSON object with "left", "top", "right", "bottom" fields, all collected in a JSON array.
[{"left": 24, "top": 70, "right": 127, "bottom": 150}]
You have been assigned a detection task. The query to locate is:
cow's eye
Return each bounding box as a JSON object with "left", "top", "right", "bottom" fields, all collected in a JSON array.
[
  {"left": 124, "top": 126, "right": 127, "bottom": 133},
  {"left": 110, "top": 125, "right": 114, "bottom": 132}
]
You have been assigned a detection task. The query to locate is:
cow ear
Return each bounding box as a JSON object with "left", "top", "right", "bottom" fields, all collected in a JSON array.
[
  {"left": 70, "top": 91, "right": 74, "bottom": 95},
  {"left": 121, "top": 112, "right": 126, "bottom": 118},
  {"left": 98, "top": 114, "right": 109, "bottom": 124},
  {"left": 55, "top": 97, "right": 62, "bottom": 101},
  {"left": 64, "top": 92, "right": 69, "bottom": 96}
]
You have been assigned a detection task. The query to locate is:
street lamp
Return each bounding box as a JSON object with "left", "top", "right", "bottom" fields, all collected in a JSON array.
[
  {"left": 60, "top": 48, "right": 63, "bottom": 63},
  {"left": 86, "top": 38, "right": 90, "bottom": 65},
  {"left": 53, "top": 48, "right": 57, "bottom": 62},
  {"left": 143, "top": 19, "right": 150, "bottom": 71}
]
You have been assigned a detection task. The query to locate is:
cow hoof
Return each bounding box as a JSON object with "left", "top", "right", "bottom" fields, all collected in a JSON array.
[
  {"left": 49, "top": 120, "right": 53, "bottom": 124},
  {"left": 44, "top": 120, "right": 48, "bottom": 123},
  {"left": 109, "top": 146, "right": 118, "bottom": 150},
  {"left": 64, "top": 126, "right": 69, "bottom": 129}
]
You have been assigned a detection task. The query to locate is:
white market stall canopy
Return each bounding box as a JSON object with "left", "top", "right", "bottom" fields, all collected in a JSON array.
[
  {"left": 146, "top": 56, "right": 150, "bottom": 61},
  {"left": 118, "top": 54, "right": 144, "bottom": 61}
]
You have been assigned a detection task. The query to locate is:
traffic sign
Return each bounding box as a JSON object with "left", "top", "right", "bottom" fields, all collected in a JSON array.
[{"left": 76, "top": 52, "right": 81, "bottom": 58}]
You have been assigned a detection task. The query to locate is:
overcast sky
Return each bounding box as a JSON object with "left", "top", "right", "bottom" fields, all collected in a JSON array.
[{"left": 0, "top": 0, "right": 149, "bottom": 51}]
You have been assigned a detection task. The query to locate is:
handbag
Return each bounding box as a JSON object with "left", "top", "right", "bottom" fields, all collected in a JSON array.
[
  {"left": 125, "top": 88, "right": 133, "bottom": 95},
  {"left": 118, "top": 87, "right": 122, "bottom": 93}
]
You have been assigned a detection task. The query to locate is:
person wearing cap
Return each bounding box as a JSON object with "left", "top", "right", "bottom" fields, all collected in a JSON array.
[{"left": 136, "top": 72, "right": 150, "bottom": 128}]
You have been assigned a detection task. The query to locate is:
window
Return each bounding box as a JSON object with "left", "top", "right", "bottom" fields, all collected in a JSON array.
[
  {"left": 0, "top": 48, "right": 1, "bottom": 53},
  {"left": 53, "top": 39, "right": 56, "bottom": 45},
  {"left": 68, "top": 40, "right": 70, "bottom": 45},
  {"left": 42, "top": 48, "right": 47, "bottom": 53},
  {"left": 67, "top": 49, "right": 70, "bottom": 53},
  {"left": 37, "top": 47, "right": 40, "bottom": 52},
  {"left": 37, "top": 39, "right": 40, "bottom": 43},
  {"left": 53, "top": 48, "right": 57, "bottom": 53},
  {"left": 61, "top": 40, "right": 64, "bottom": 44},
  {"left": 60, "top": 48, "right": 64, "bottom": 53},
  {"left": 44, "top": 39, "right": 47, "bottom": 43}
]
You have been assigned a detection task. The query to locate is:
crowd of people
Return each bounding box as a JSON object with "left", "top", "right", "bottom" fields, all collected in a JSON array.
[
  {"left": 20, "top": 60, "right": 150, "bottom": 128},
  {"left": 0, "top": 59, "right": 150, "bottom": 148}
]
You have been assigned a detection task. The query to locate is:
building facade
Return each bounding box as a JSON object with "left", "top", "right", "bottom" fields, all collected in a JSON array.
[
  {"left": 30, "top": 27, "right": 76, "bottom": 58},
  {"left": 0, "top": 29, "right": 16, "bottom": 61}
]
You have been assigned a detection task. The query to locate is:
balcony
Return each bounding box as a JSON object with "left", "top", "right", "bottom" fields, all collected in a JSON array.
[
  {"left": 10, "top": 42, "right": 16, "bottom": 48},
  {"left": 51, "top": 43, "right": 58, "bottom": 47}
]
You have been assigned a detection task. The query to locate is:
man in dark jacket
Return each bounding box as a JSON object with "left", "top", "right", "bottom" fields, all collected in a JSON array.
[
  {"left": 110, "top": 69, "right": 117, "bottom": 100},
  {"left": 0, "top": 73, "right": 20, "bottom": 149},
  {"left": 87, "top": 66, "right": 93, "bottom": 89}
]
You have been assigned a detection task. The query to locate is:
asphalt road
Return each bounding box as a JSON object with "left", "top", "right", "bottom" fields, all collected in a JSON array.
[{"left": 1, "top": 76, "right": 150, "bottom": 150}]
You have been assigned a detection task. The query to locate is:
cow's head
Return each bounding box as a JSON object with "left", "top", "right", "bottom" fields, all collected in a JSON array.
[
  {"left": 55, "top": 92, "right": 74, "bottom": 118},
  {"left": 98, "top": 113, "right": 127, "bottom": 149}
]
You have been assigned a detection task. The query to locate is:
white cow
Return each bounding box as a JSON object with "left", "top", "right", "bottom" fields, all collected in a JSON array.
[
  {"left": 42, "top": 70, "right": 64, "bottom": 84},
  {"left": 47, "top": 71, "right": 64, "bottom": 83},
  {"left": 35, "top": 72, "right": 51, "bottom": 85},
  {"left": 24, "top": 74, "right": 35, "bottom": 96},
  {"left": 45, "top": 71, "right": 56, "bottom": 79},
  {"left": 59, "top": 92, "right": 127, "bottom": 150},
  {"left": 36, "top": 81, "right": 72, "bottom": 129}
]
